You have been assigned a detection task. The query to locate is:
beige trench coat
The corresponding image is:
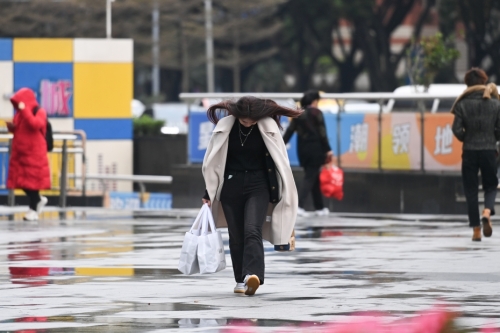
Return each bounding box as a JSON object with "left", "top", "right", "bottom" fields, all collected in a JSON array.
[{"left": 202, "top": 115, "right": 298, "bottom": 245}]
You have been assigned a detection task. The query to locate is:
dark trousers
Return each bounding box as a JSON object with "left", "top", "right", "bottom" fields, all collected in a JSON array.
[
  {"left": 462, "top": 150, "right": 498, "bottom": 227},
  {"left": 220, "top": 170, "right": 269, "bottom": 284},
  {"left": 23, "top": 189, "right": 40, "bottom": 211},
  {"left": 299, "top": 166, "right": 324, "bottom": 210}
]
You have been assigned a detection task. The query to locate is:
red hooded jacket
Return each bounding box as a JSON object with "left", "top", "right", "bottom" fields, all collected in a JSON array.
[{"left": 7, "top": 88, "right": 51, "bottom": 190}]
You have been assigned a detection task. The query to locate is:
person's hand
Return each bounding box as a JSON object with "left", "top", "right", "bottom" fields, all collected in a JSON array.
[
  {"left": 6, "top": 122, "right": 15, "bottom": 132},
  {"left": 325, "top": 151, "right": 334, "bottom": 164},
  {"left": 202, "top": 198, "right": 211, "bottom": 207}
]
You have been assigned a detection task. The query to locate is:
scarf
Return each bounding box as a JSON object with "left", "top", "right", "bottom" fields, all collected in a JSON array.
[{"left": 450, "top": 83, "right": 500, "bottom": 114}]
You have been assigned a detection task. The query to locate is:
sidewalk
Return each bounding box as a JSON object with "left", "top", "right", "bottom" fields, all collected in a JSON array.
[{"left": 0, "top": 210, "right": 499, "bottom": 332}]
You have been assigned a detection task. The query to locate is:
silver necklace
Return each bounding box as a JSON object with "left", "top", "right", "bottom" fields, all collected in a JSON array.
[{"left": 238, "top": 122, "right": 254, "bottom": 146}]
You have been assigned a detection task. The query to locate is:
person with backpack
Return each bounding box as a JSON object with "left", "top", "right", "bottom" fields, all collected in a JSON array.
[
  {"left": 283, "top": 90, "right": 333, "bottom": 217},
  {"left": 7, "top": 88, "right": 51, "bottom": 221}
]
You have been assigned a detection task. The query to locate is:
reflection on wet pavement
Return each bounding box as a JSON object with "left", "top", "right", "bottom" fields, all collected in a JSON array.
[{"left": 0, "top": 213, "right": 500, "bottom": 332}]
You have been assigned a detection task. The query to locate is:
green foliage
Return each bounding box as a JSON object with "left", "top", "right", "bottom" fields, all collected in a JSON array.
[
  {"left": 407, "top": 33, "right": 460, "bottom": 89},
  {"left": 133, "top": 116, "right": 165, "bottom": 137}
]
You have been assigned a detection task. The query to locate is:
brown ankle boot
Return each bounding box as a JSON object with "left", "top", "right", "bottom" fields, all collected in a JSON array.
[
  {"left": 482, "top": 209, "right": 493, "bottom": 237},
  {"left": 472, "top": 227, "right": 482, "bottom": 241}
]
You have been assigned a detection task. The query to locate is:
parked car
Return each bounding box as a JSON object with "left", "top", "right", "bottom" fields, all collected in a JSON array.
[{"left": 385, "top": 84, "right": 466, "bottom": 113}]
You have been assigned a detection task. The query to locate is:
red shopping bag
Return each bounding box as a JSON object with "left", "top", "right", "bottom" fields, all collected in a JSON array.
[{"left": 319, "top": 163, "right": 344, "bottom": 200}]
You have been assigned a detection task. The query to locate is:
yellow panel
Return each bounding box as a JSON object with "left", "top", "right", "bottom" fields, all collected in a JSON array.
[
  {"left": 14, "top": 39, "right": 73, "bottom": 62},
  {"left": 74, "top": 63, "right": 133, "bottom": 118},
  {"left": 75, "top": 267, "right": 134, "bottom": 276}
]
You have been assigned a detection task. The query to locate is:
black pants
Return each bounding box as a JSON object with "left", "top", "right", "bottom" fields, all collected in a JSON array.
[
  {"left": 462, "top": 150, "right": 499, "bottom": 227},
  {"left": 23, "top": 189, "right": 40, "bottom": 211},
  {"left": 299, "top": 166, "right": 324, "bottom": 210},
  {"left": 220, "top": 170, "right": 269, "bottom": 284}
]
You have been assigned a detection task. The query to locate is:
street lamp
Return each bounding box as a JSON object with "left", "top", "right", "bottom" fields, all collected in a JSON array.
[
  {"left": 106, "top": 0, "right": 115, "bottom": 38},
  {"left": 204, "top": 0, "right": 214, "bottom": 93}
]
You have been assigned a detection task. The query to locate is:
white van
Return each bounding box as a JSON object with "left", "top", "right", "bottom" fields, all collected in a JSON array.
[{"left": 385, "top": 84, "right": 466, "bottom": 113}]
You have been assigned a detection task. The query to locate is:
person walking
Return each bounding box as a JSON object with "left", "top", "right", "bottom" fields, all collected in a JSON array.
[
  {"left": 283, "top": 90, "right": 333, "bottom": 216},
  {"left": 451, "top": 68, "right": 500, "bottom": 241},
  {"left": 7, "top": 88, "right": 50, "bottom": 221},
  {"left": 202, "top": 96, "right": 300, "bottom": 296}
]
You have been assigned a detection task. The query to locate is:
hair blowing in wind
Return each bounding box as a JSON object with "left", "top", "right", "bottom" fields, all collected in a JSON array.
[{"left": 206, "top": 96, "right": 302, "bottom": 130}]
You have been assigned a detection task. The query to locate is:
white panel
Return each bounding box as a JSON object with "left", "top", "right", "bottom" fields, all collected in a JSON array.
[
  {"left": 75, "top": 140, "right": 133, "bottom": 193},
  {"left": 74, "top": 39, "right": 133, "bottom": 63},
  {"left": 49, "top": 118, "right": 74, "bottom": 132},
  {"left": 0, "top": 62, "right": 13, "bottom": 119}
]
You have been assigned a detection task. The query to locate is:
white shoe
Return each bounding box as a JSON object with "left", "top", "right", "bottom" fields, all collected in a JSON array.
[
  {"left": 297, "top": 207, "right": 309, "bottom": 217},
  {"left": 244, "top": 274, "right": 260, "bottom": 296},
  {"left": 37, "top": 196, "right": 48, "bottom": 214},
  {"left": 23, "top": 210, "right": 39, "bottom": 221},
  {"left": 234, "top": 283, "right": 245, "bottom": 293},
  {"left": 315, "top": 208, "right": 330, "bottom": 216}
]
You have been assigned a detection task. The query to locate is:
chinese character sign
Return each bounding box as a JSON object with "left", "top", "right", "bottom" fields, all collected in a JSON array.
[
  {"left": 40, "top": 80, "right": 72, "bottom": 116},
  {"left": 381, "top": 114, "right": 421, "bottom": 170},
  {"left": 198, "top": 121, "right": 215, "bottom": 150},
  {"left": 392, "top": 123, "right": 410, "bottom": 155},
  {"left": 434, "top": 124, "right": 453, "bottom": 155},
  {"left": 349, "top": 123, "right": 368, "bottom": 153},
  {"left": 335, "top": 114, "right": 379, "bottom": 169},
  {"left": 424, "top": 114, "right": 462, "bottom": 171}
]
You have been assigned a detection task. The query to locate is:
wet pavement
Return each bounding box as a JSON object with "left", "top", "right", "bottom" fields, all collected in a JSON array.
[{"left": 1, "top": 209, "right": 500, "bottom": 332}]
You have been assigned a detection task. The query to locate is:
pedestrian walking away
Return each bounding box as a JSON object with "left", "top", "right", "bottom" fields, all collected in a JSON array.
[
  {"left": 451, "top": 68, "right": 500, "bottom": 241},
  {"left": 201, "top": 96, "right": 301, "bottom": 296},
  {"left": 7, "top": 88, "right": 51, "bottom": 221},
  {"left": 283, "top": 90, "right": 333, "bottom": 217}
]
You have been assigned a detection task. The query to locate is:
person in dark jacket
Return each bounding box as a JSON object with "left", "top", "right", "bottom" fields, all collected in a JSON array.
[
  {"left": 7, "top": 88, "right": 50, "bottom": 221},
  {"left": 451, "top": 68, "right": 500, "bottom": 241},
  {"left": 283, "top": 90, "right": 333, "bottom": 216}
]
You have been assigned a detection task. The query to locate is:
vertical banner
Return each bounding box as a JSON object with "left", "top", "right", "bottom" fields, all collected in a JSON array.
[
  {"left": 338, "top": 114, "right": 379, "bottom": 169},
  {"left": 381, "top": 113, "right": 422, "bottom": 170},
  {"left": 424, "top": 114, "right": 462, "bottom": 171},
  {"left": 188, "top": 110, "right": 214, "bottom": 163}
]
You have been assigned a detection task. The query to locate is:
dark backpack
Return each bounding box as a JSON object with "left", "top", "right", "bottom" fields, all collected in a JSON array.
[{"left": 33, "top": 106, "right": 54, "bottom": 152}]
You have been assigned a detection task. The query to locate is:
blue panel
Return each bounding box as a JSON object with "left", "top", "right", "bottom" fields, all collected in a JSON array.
[
  {"left": 188, "top": 111, "right": 215, "bottom": 163},
  {"left": 324, "top": 113, "right": 339, "bottom": 156},
  {"left": 280, "top": 117, "right": 299, "bottom": 167},
  {"left": 14, "top": 63, "right": 73, "bottom": 117},
  {"left": 0, "top": 39, "right": 12, "bottom": 61},
  {"left": 74, "top": 119, "right": 133, "bottom": 140},
  {"left": 109, "top": 192, "right": 172, "bottom": 210},
  {"left": 188, "top": 112, "right": 299, "bottom": 166},
  {"left": 339, "top": 113, "right": 367, "bottom": 155}
]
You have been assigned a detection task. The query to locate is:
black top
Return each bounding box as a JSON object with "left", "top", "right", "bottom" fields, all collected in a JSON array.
[
  {"left": 452, "top": 91, "right": 500, "bottom": 150},
  {"left": 283, "top": 107, "right": 331, "bottom": 167},
  {"left": 225, "top": 120, "right": 267, "bottom": 172}
]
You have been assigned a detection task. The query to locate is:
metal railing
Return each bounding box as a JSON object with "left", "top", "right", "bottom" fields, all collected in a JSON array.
[
  {"left": 180, "top": 92, "right": 463, "bottom": 173},
  {"left": 0, "top": 131, "right": 87, "bottom": 217},
  {"left": 69, "top": 173, "right": 173, "bottom": 208}
]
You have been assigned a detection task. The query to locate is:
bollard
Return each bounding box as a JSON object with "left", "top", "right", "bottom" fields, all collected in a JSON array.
[{"left": 59, "top": 139, "right": 68, "bottom": 219}]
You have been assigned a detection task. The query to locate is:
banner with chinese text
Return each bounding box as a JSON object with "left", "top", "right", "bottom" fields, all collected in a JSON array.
[
  {"left": 423, "top": 114, "right": 462, "bottom": 171},
  {"left": 337, "top": 114, "right": 379, "bottom": 169},
  {"left": 381, "top": 113, "right": 422, "bottom": 170}
]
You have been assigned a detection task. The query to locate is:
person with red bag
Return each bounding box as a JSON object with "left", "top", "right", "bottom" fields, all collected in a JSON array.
[
  {"left": 7, "top": 88, "right": 50, "bottom": 221},
  {"left": 283, "top": 90, "right": 333, "bottom": 216}
]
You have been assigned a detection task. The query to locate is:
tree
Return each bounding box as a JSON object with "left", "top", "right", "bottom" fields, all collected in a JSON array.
[
  {"left": 406, "top": 32, "right": 460, "bottom": 90},
  {"left": 348, "top": 0, "right": 437, "bottom": 92},
  {"left": 457, "top": 0, "right": 500, "bottom": 81}
]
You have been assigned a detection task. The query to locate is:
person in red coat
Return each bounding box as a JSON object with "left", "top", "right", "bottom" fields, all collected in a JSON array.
[{"left": 7, "top": 88, "right": 50, "bottom": 221}]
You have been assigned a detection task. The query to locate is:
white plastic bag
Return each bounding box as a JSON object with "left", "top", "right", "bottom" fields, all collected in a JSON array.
[
  {"left": 197, "top": 204, "right": 226, "bottom": 274},
  {"left": 177, "top": 205, "right": 205, "bottom": 275}
]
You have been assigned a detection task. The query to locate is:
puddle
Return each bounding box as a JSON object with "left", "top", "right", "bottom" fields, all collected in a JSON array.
[{"left": 299, "top": 227, "right": 400, "bottom": 239}]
